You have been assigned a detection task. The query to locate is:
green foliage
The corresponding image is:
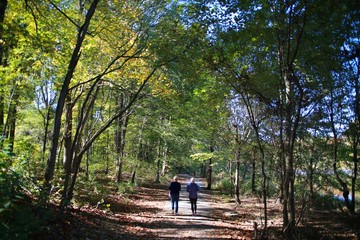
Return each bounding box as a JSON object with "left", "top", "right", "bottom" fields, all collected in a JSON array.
[
  {"left": 0, "top": 1, "right": 359, "bottom": 236},
  {"left": 190, "top": 152, "right": 214, "bottom": 162},
  {"left": 213, "top": 177, "right": 232, "bottom": 194},
  {"left": 74, "top": 172, "right": 114, "bottom": 207},
  {"left": 117, "top": 181, "right": 136, "bottom": 196},
  {"left": 0, "top": 144, "right": 50, "bottom": 239}
]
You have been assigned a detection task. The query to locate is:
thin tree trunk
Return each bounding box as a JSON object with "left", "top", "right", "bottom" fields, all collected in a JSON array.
[
  {"left": 233, "top": 124, "right": 241, "bottom": 204},
  {"left": 133, "top": 117, "right": 146, "bottom": 184},
  {"left": 61, "top": 94, "right": 73, "bottom": 210},
  {"left": 161, "top": 144, "right": 167, "bottom": 176},
  {"left": 155, "top": 138, "right": 162, "bottom": 183},
  {"left": 229, "top": 156, "right": 233, "bottom": 196},
  {"left": 350, "top": 68, "right": 359, "bottom": 213},
  {"left": 115, "top": 93, "right": 126, "bottom": 183},
  {"left": 251, "top": 154, "right": 256, "bottom": 194},
  {"left": 309, "top": 156, "right": 314, "bottom": 198},
  {"left": 330, "top": 89, "right": 351, "bottom": 210},
  {"left": 234, "top": 149, "right": 241, "bottom": 205},
  {"left": 42, "top": 106, "right": 52, "bottom": 162},
  {"left": 7, "top": 90, "right": 18, "bottom": 153},
  {"left": 0, "top": 0, "right": 8, "bottom": 145},
  {"left": 2, "top": 83, "right": 18, "bottom": 153},
  {"left": 206, "top": 145, "right": 214, "bottom": 190},
  {"left": 240, "top": 92, "right": 268, "bottom": 230}
]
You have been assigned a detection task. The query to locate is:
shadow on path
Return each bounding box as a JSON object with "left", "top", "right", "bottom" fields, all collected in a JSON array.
[{"left": 142, "top": 174, "right": 250, "bottom": 239}]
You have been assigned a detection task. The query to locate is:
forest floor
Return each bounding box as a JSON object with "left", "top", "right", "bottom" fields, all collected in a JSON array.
[{"left": 44, "top": 174, "right": 360, "bottom": 240}]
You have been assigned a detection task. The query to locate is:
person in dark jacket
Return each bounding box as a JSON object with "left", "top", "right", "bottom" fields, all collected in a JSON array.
[
  {"left": 169, "top": 176, "right": 181, "bottom": 214},
  {"left": 186, "top": 177, "right": 200, "bottom": 215}
]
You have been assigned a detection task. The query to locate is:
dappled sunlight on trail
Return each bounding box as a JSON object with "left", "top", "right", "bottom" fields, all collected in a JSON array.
[{"left": 44, "top": 174, "right": 360, "bottom": 240}]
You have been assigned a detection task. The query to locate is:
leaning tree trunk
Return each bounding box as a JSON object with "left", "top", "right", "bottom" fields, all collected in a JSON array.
[
  {"left": 61, "top": 72, "right": 154, "bottom": 210},
  {"left": 7, "top": 88, "right": 18, "bottom": 153},
  {"left": 240, "top": 92, "right": 268, "bottom": 230},
  {"left": 43, "top": 0, "right": 100, "bottom": 202}
]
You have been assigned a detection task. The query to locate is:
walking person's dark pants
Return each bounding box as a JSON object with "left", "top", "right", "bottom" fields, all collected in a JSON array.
[
  {"left": 171, "top": 194, "right": 179, "bottom": 213},
  {"left": 190, "top": 197, "right": 197, "bottom": 214}
]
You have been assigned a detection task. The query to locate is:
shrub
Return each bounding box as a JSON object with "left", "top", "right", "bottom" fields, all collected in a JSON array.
[{"left": 0, "top": 145, "right": 49, "bottom": 239}]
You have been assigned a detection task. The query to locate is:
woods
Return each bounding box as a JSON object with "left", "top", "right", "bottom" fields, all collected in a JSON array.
[{"left": 0, "top": 0, "right": 359, "bottom": 239}]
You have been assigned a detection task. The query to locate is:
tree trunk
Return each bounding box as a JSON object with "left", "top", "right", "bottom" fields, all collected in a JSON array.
[
  {"left": 7, "top": 89, "right": 18, "bottom": 153},
  {"left": 132, "top": 117, "right": 146, "bottom": 184},
  {"left": 0, "top": 0, "right": 7, "bottom": 145},
  {"left": 251, "top": 154, "right": 256, "bottom": 194},
  {"left": 42, "top": 106, "right": 52, "bottom": 162},
  {"left": 350, "top": 68, "right": 359, "bottom": 213},
  {"left": 309, "top": 157, "right": 314, "bottom": 198},
  {"left": 115, "top": 93, "right": 129, "bottom": 183},
  {"left": 283, "top": 74, "right": 296, "bottom": 236},
  {"left": 155, "top": 138, "right": 162, "bottom": 183},
  {"left": 161, "top": 144, "right": 168, "bottom": 176},
  {"left": 43, "top": 0, "right": 100, "bottom": 201},
  {"left": 234, "top": 149, "right": 241, "bottom": 205},
  {"left": 330, "top": 89, "right": 352, "bottom": 210},
  {"left": 61, "top": 94, "right": 73, "bottom": 210},
  {"left": 1, "top": 83, "right": 18, "bottom": 153},
  {"left": 229, "top": 156, "right": 233, "bottom": 196},
  {"left": 240, "top": 92, "right": 268, "bottom": 230},
  {"left": 206, "top": 145, "right": 214, "bottom": 190},
  {"left": 233, "top": 124, "right": 242, "bottom": 204}
]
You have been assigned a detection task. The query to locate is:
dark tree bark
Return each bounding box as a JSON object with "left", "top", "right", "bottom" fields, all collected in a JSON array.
[
  {"left": 234, "top": 145, "right": 241, "bottom": 204},
  {"left": 251, "top": 150, "right": 256, "bottom": 194},
  {"left": 7, "top": 89, "right": 18, "bottom": 153},
  {"left": 206, "top": 145, "right": 214, "bottom": 190},
  {"left": 2, "top": 84, "right": 18, "bottom": 153},
  {"left": 329, "top": 89, "right": 352, "bottom": 210},
  {"left": 349, "top": 51, "right": 360, "bottom": 213},
  {"left": 43, "top": 0, "right": 100, "bottom": 201},
  {"left": 274, "top": 1, "right": 306, "bottom": 235}
]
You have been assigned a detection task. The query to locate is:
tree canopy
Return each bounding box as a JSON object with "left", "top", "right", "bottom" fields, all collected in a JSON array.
[{"left": 0, "top": 0, "right": 359, "bottom": 239}]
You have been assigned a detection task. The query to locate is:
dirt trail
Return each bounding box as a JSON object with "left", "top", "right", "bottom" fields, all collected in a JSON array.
[
  {"left": 111, "top": 174, "right": 254, "bottom": 240},
  {"left": 48, "top": 174, "right": 253, "bottom": 239},
  {"left": 47, "top": 174, "right": 360, "bottom": 240},
  {"left": 56, "top": 174, "right": 360, "bottom": 240}
]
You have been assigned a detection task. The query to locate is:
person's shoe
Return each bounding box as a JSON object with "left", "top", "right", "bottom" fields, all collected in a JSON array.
[{"left": 172, "top": 210, "right": 175, "bottom": 214}]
